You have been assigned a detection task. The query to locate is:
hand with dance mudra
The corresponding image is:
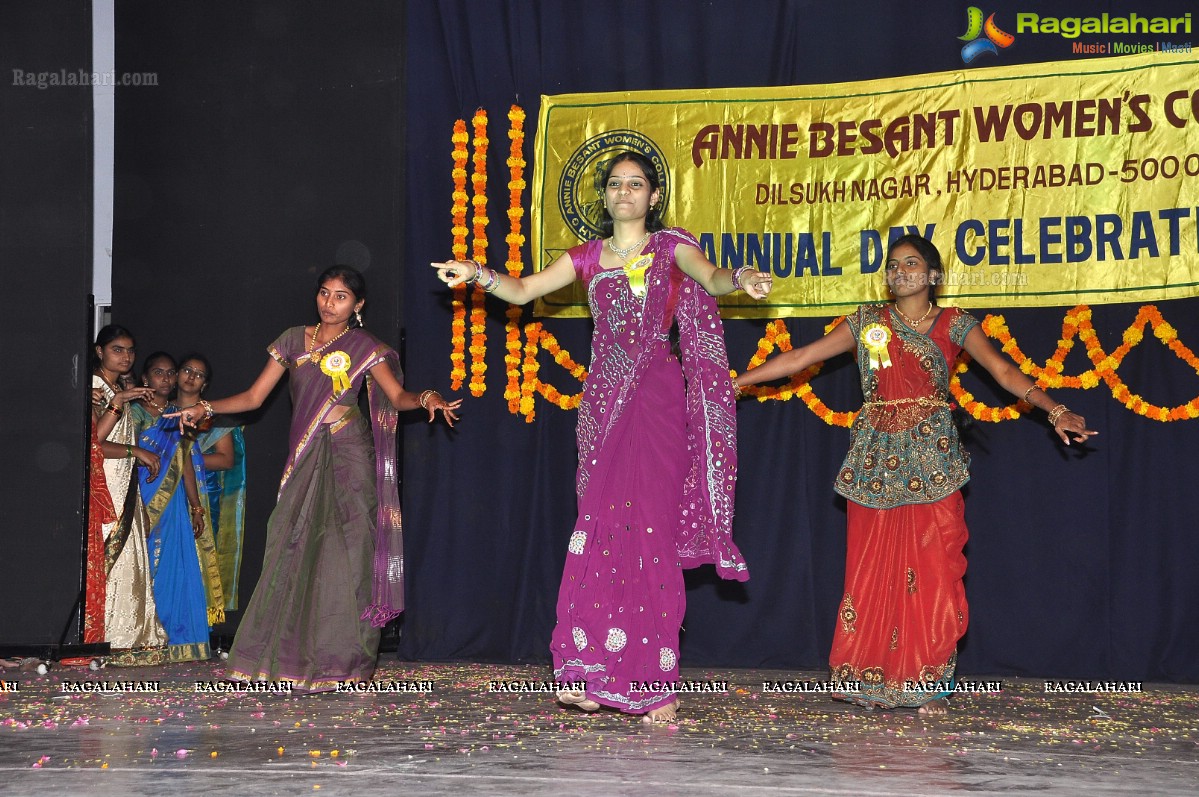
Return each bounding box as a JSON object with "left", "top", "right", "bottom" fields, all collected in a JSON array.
[
  {"left": 166, "top": 401, "right": 215, "bottom": 433},
  {"left": 1047, "top": 405, "right": 1097, "bottom": 447},
  {"left": 431, "top": 260, "right": 480, "bottom": 289},
  {"left": 417, "top": 389, "right": 463, "bottom": 427},
  {"left": 732, "top": 266, "right": 773, "bottom": 300}
]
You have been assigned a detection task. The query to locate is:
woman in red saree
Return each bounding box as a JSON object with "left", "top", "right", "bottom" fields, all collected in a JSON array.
[{"left": 735, "top": 235, "right": 1096, "bottom": 713}]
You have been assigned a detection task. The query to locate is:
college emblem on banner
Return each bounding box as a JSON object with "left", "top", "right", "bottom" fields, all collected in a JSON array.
[{"left": 558, "top": 129, "right": 670, "bottom": 242}]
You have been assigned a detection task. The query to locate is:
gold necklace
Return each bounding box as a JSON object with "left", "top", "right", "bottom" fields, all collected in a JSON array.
[
  {"left": 308, "top": 322, "right": 352, "bottom": 365},
  {"left": 95, "top": 370, "right": 120, "bottom": 392},
  {"left": 144, "top": 396, "right": 167, "bottom": 413},
  {"left": 894, "top": 302, "right": 934, "bottom": 329},
  {"left": 607, "top": 231, "right": 650, "bottom": 261}
]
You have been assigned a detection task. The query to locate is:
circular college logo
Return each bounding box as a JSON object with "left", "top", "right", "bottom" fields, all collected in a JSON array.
[{"left": 558, "top": 130, "right": 670, "bottom": 242}]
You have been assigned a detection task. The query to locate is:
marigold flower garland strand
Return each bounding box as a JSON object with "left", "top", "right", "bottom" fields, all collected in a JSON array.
[
  {"left": 738, "top": 305, "right": 1199, "bottom": 426},
  {"left": 956, "top": 305, "right": 1199, "bottom": 423},
  {"left": 448, "top": 119, "right": 469, "bottom": 391},
  {"left": 504, "top": 106, "right": 527, "bottom": 414},
  {"left": 468, "top": 109, "right": 490, "bottom": 397}
]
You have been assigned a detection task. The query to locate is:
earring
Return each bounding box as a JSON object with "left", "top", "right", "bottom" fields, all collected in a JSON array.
[{"left": 355, "top": 309, "right": 364, "bottom": 328}]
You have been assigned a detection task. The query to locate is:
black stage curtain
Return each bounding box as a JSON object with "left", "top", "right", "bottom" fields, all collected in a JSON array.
[
  {"left": 107, "top": 0, "right": 1197, "bottom": 682},
  {"left": 111, "top": 0, "right": 405, "bottom": 630},
  {"left": 0, "top": 0, "right": 94, "bottom": 646}
]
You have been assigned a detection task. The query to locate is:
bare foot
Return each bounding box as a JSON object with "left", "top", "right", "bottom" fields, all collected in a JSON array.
[
  {"left": 556, "top": 690, "right": 600, "bottom": 712},
  {"left": 642, "top": 699, "right": 680, "bottom": 724},
  {"left": 918, "top": 697, "right": 949, "bottom": 715}
]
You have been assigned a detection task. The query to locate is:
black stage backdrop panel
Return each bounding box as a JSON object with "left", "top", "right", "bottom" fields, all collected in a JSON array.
[
  {"left": 111, "top": 1, "right": 405, "bottom": 631},
  {"left": 398, "top": 0, "right": 1199, "bottom": 682},
  {"left": 0, "top": 0, "right": 93, "bottom": 645}
]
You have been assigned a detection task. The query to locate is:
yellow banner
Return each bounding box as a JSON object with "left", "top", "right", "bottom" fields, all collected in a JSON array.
[{"left": 531, "top": 52, "right": 1199, "bottom": 318}]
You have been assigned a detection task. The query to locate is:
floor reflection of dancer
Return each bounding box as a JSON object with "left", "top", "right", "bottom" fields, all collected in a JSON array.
[
  {"left": 433, "top": 150, "right": 771, "bottom": 723},
  {"left": 171, "top": 266, "right": 461, "bottom": 692},
  {"left": 735, "top": 235, "right": 1096, "bottom": 714}
]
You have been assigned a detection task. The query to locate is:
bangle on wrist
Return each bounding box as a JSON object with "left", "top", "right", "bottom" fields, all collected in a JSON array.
[
  {"left": 477, "top": 265, "right": 500, "bottom": 293},
  {"left": 419, "top": 389, "right": 437, "bottom": 409},
  {"left": 108, "top": 404, "right": 123, "bottom": 417},
  {"left": 463, "top": 259, "right": 481, "bottom": 284},
  {"left": 1022, "top": 384, "right": 1041, "bottom": 404},
  {"left": 732, "top": 381, "right": 744, "bottom": 400},
  {"left": 730, "top": 265, "right": 753, "bottom": 292},
  {"left": 126, "top": 444, "right": 135, "bottom": 459},
  {"left": 198, "top": 399, "right": 214, "bottom": 420},
  {"left": 1047, "top": 404, "right": 1070, "bottom": 426}
]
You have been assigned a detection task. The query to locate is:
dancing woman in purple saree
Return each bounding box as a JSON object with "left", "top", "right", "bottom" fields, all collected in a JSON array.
[
  {"left": 433, "top": 151, "right": 772, "bottom": 722},
  {"left": 172, "top": 267, "right": 461, "bottom": 692}
]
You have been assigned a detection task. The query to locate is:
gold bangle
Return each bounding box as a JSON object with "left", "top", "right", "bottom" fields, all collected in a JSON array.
[
  {"left": 732, "top": 381, "right": 744, "bottom": 400},
  {"left": 1022, "top": 385, "right": 1041, "bottom": 404},
  {"left": 419, "top": 389, "right": 437, "bottom": 409},
  {"left": 1047, "top": 404, "right": 1070, "bottom": 426}
]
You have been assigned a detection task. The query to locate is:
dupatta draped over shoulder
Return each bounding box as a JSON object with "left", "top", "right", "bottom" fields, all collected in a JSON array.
[
  {"left": 268, "top": 326, "right": 405, "bottom": 626},
  {"left": 573, "top": 227, "right": 746, "bottom": 581}
]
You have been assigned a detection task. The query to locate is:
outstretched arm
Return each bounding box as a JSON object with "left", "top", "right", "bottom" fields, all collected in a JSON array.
[
  {"left": 734, "top": 321, "right": 856, "bottom": 389},
  {"left": 431, "top": 252, "right": 577, "bottom": 306},
  {"left": 674, "top": 243, "right": 772, "bottom": 299},
  {"left": 962, "top": 325, "right": 1097, "bottom": 445},
  {"left": 168, "top": 358, "right": 286, "bottom": 427},
  {"left": 368, "top": 361, "right": 462, "bottom": 427}
]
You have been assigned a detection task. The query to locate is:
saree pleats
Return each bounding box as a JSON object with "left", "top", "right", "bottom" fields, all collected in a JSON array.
[
  {"left": 140, "top": 433, "right": 213, "bottom": 663},
  {"left": 830, "top": 491, "right": 969, "bottom": 708},
  {"left": 93, "top": 377, "right": 168, "bottom": 664},
  {"left": 552, "top": 348, "right": 688, "bottom": 713},
  {"left": 225, "top": 414, "right": 380, "bottom": 692}
]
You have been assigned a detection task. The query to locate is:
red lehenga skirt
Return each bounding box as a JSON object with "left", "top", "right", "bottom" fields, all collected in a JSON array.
[{"left": 829, "top": 491, "right": 968, "bottom": 708}]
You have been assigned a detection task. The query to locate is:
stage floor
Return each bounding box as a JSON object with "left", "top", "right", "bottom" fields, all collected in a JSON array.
[{"left": 0, "top": 660, "right": 1195, "bottom": 795}]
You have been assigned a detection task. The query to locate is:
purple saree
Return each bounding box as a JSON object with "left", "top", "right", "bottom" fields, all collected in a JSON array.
[
  {"left": 550, "top": 228, "right": 747, "bottom": 713},
  {"left": 225, "top": 326, "right": 404, "bottom": 692}
]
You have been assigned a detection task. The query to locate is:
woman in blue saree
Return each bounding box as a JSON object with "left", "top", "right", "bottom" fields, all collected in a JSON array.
[
  {"left": 134, "top": 351, "right": 222, "bottom": 662},
  {"left": 176, "top": 353, "right": 247, "bottom": 612}
]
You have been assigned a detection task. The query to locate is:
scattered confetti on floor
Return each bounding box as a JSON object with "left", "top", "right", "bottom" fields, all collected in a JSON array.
[{"left": 0, "top": 661, "right": 1195, "bottom": 794}]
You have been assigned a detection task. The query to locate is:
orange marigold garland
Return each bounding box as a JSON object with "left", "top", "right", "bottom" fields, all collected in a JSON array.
[
  {"left": 535, "top": 327, "right": 586, "bottom": 411},
  {"left": 951, "top": 305, "right": 1199, "bottom": 423},
  {"left": 448, "top": 119, "right": 469, "bottom": 391},
  {"left": 735, "top": 318, "right": 857, "bottom": 426},
  {"left": 520, "top": 322, "right": 541, "bottom": 422},
  {"left": 468, "top": 109, "right": 490, "bottom": 397},
  {"left": 504, "top": 106, "right": 527, "bottom": 413},
  {"left": 735, "top": 306, "right": 1199, "bottom": 426}
]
